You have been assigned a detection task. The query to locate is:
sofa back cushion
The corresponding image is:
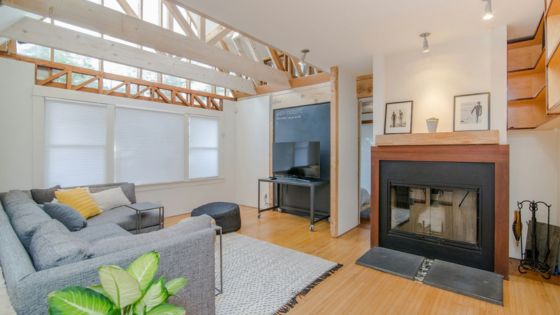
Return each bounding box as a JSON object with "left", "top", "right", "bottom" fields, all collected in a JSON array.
[
  {"left": 1, "top": 191, "right": 52, "bottom": 249},
  {"left": 29, "top": 220, "right": 91, "bottom": 270},
  {"left": 0, "top": 201, "right": 36, "bottom": 296},
  {"left": 43, "top": 203, "right": 87, "bottom": 231}
]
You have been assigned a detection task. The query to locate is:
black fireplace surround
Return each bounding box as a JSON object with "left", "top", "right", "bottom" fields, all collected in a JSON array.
[{"left": 379, "top": 161, "right": 495, "bottom": 271}]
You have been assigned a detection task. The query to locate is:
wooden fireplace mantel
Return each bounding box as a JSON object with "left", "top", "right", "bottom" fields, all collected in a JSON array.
[
  {"left": 375, "top": 130, "right": 499, "bottom": 146},
  {"left": 370, "top": 144, "right": 510, "bottom": 278}
]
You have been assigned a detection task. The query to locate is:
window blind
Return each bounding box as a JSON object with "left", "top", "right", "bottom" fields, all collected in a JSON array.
[
  {"left": 115, "top": 107, "right": 185, "bottom": 184},
  {"left": 45, "top": 100, "right": 108, "bottom": 187},
  {"left": 189, "top": 116, "right": 219, "bottom": 179}
]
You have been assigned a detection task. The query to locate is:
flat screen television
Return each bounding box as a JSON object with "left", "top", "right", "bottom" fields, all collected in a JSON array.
[{"left": 273, "top": 141, "right": 320, "bottom": 179}]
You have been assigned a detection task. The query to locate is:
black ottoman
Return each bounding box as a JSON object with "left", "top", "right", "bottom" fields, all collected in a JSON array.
[{"left": 191, "top": 202, "right": 241, "bottom": 233}]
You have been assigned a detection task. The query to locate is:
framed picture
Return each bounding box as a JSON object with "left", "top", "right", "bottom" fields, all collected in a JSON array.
[
  {"left": 453, "top": 93, "right": 490, "bottom": 131},
  {"left": 384, "top": 101, "right": 413, "bottom": 134}
]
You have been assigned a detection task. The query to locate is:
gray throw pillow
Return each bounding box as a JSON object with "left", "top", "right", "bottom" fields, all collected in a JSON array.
[
  {"left": 29, "top": 220, "right": 90, "bottom": 270},
  {"left": 30, "top": 185, "right": 61, "bottom": 204},
  {"left": 43, "top": 203, "right": 87, "bottom": 232}
]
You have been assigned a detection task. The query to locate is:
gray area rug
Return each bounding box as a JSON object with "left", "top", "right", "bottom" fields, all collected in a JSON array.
[
  {"left": 356, "top": 247, "right": 503, "bottom": 305},
  {"left": 215, "top": 233, "right": 342, "bottom": 315}
]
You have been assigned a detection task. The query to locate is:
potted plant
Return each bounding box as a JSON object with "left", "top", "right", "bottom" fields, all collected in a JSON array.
[{"left": 48, "top": 251, "right": 188, "bottom": 315}]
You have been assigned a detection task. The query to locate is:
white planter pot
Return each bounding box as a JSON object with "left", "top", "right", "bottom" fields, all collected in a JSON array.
[{"left": 426, "top": 118, "right": 439, "bottom": 133}]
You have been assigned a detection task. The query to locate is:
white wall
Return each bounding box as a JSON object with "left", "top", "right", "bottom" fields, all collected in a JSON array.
[
  {"left": 337, "top": 67, "right": 360, "bottom": 234},
  {"left": 508, "top": 130, "right": 560, "bottom": 259},
  {"left": 0, "top": 58, "right": 34, "bottom": 191},
  {"left": 360, "top": 123, "right": 373, "bottom": 194},
  {"left": 234, "top": 95, "right": 270, "bottom": 207},
  {"left": 373, "top": 28, "right": 507, "bottom": 143},
  {"left": 0, "top": 58, "right": 237, "bottom": 217}
]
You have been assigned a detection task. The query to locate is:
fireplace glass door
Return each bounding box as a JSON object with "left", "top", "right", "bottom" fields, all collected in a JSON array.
[{"left": 390, "top": 185, "right": 479, "bottom": 246}]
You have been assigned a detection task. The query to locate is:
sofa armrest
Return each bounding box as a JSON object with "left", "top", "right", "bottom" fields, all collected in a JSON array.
[{"left": 14, "top": 228, "right": 215, "bottom": 315}]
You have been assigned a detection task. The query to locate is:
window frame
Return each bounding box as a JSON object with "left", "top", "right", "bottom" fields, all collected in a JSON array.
[{"left": 41, "top": 96, "right": 224, "bottom": 188}]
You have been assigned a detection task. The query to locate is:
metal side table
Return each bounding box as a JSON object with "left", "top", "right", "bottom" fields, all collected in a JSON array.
[
  {"left": 126, "top": 202, "right": 164, "bottom": 232},
  {"left": 213, "top": 225, "right": 223, "bottom": 296}
]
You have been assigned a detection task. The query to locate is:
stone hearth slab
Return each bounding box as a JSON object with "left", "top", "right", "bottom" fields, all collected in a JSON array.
[
  {"left": 423, "top": 259, "right": 503, "bottom": 305},
  {"left": 356, "top": 246, "right": 424, "bottom": 280}
]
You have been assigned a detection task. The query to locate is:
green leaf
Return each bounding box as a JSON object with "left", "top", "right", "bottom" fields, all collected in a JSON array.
[
  {"left": 99, "top": 265, "right": 142, "bottom": 309},
  {"left": 135, "top": 278, "right": 169, "bottom": 313},
  {"left": 127, "top": 251, "right": 160, "bottom": 292},
  {"left": 146, "top": 304, "right": 186, "bottom": 315},
  {"left": 48, "top": 287, "right": 116, "bottom": 315},
  {"left": 165, "top": 278, "right": 188, "bottom": 296},
  {"left": 88, "top": 285, "right": 110, "bottom": 300}
]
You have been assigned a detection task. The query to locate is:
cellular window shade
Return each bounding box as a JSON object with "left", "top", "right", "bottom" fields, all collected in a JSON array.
[
  {"left": 115, "top": 108, "right": 185, "bottom": 184},
  {"left": 189, "top": 116, "right": 219, "bottom": 179},
  {"left": 45, "top": 100, "right": 108, "bottom": 187}
]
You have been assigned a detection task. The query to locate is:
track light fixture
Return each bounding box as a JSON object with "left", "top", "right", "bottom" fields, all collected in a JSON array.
[
  {"left": 419, "top": 33, "right": 430, "bottom": 53},
  {"left": 482, "top": 0, "right": 494, "bottom": 20},
  {"left": 300, "top": 49, "right": 310, "bottom": 73}
]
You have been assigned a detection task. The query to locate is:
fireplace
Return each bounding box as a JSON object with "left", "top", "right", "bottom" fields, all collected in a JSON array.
[
  {"left": 380, "top": 161, "right": 494, "bottom": 271},
  {"left": 371, "top": 144, "right": 509, "bottom": 277}
]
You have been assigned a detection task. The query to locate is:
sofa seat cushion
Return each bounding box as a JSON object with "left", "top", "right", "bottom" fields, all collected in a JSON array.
[
  {"left": 87, "top": 206, "right": 160, "bottom": 231},
  {"left": 29, "top": 220, "right": 90, "bottom": 270},
  {"left": 89, "top": 215, "right": 212, "bottom": 257},
  {"left": 43, "top": 203, "right": 87, "bottom": 231},
  {"left": 72, "top": 223, "right": 130, "bottom": 242}
]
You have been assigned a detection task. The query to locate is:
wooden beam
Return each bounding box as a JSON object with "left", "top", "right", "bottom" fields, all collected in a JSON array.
[
  {"left": 115, "top": 0, "right": 138, "bottom": 18},
  {"left": 241, "top": 37, "right": 260, "bottom": 63},
  {"left": 330, "top": 66, "right": 339, "bottom": 237},
  {"left": 2, "top": 0, "right": 290, "bottom": 87},
  {"left": 207, "top": 25, "right": 230, "bottom": 46},
  {"left": 163, "top": 0, "right": 195, "bottom": 37},
  {"left": 1, "top": 17, "right": 256, "bottom": 94},
  {"left": 199, "top": 16, "right": 206, "bottom": 41},
  {"left": 267, "top": 47, "right": 285, "bottom": 71}
]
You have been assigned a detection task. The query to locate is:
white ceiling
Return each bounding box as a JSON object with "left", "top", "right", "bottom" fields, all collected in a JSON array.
[{"left": 175, "top": 0, "right": 544, "bottom": 75}]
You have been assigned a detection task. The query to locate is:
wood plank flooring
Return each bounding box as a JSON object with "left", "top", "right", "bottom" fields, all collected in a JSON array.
[{"left": 165, "top": 206, "right": 560, "bottom": 315}]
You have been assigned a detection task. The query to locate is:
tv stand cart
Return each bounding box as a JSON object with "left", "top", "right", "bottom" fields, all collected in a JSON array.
[{"left": 257, "top": 177, "right": 329, "bottom": 231}]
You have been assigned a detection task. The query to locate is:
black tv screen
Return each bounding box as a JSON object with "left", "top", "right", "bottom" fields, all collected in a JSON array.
[{"left": 273, "top": 141, "right": 320, "bottom": 179}]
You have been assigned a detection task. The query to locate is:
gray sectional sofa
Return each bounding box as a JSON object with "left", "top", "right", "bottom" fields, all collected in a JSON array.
[{"left": 0, "top": 183, "right": 216, "bottom": 315}]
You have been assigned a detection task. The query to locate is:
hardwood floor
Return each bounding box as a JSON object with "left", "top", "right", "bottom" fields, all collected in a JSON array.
[{"left": 165, "top": 206, "right": 560, "bottom": 315}]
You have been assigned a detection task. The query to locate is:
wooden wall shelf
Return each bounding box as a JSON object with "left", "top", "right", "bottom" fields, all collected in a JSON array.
[{"left": 375, "top": 130, "right": 499, "bottom": 146}]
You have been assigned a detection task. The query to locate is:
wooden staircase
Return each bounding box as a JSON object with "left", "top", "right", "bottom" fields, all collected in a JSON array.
[{"left": 507, "top": 16, "right": 552, "bottom": 129}]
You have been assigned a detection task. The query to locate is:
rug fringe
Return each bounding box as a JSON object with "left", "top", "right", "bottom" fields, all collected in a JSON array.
[{"left": 273, "top": 263, "right": 343, "bottom": 314}]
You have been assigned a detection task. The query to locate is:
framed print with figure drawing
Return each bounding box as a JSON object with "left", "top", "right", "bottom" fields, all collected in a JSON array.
[
  {"left": 384, "top": 101, "right": 413, "bottom": 134},
  {"left": 453, "top": 93, "right": 490, "bottom": 131}
]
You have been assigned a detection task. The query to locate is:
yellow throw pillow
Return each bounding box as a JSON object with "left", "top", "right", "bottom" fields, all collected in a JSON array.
[{"left": 55, "top": 188, "right": 103, "bottom": 219}]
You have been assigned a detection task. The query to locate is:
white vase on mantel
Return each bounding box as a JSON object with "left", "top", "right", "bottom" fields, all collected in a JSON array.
[{"left": 426, "top": 117, "right": 439, "bottom": 133}]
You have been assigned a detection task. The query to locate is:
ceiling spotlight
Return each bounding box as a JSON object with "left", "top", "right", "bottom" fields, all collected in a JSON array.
[
  {"left": 419, "top": 33, "right": 430, "bottom": 53},
  {"left": 482, "top": 0, "right": 494, "bottom": 20}
]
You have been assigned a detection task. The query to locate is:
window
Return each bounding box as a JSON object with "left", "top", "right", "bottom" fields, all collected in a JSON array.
[
  {"left": 189, "top": 116, "right": 219, "bottom": 179},
  {"left": 115, "top": 108, "right": 185, "bottom": 184},
  {"left": 45, "top": 100, "right": 108, "bottom": 187}
]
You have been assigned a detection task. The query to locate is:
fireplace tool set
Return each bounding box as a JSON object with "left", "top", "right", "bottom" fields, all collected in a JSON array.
[{"left": 513, "top": 200, "right": 553, "bottom": 279}]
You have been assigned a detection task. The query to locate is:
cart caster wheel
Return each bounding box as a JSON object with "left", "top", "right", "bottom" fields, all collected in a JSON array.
[
  {"left": 309, "top": 225, "right": 315, "bottom": 232},
  {"left": 277, "top": 209, "right": 283, "bottom": 213},
  {"left": 257, "top": 214, "right": 261, "bottom": 219}
]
